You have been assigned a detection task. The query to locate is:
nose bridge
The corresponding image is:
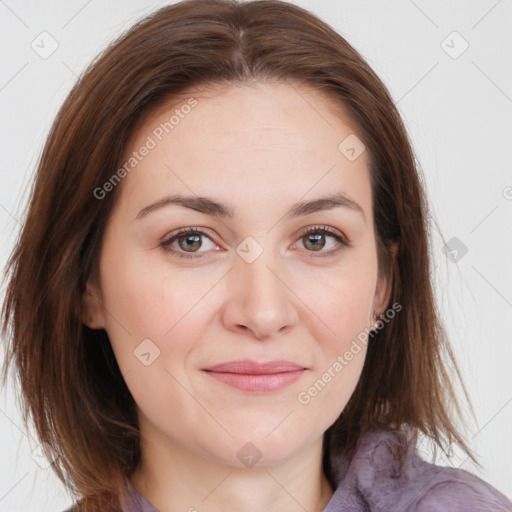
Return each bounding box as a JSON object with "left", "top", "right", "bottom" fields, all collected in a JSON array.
[
  {"left": 223, "top": 234, "right": 298, "bottom": 338},
  {"left": 235, "top": 234, "right": 286, "bottom": 303}
]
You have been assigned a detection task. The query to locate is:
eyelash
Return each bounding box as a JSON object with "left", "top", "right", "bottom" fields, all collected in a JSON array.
[{"left": 160, "top": 225, "right": 352, "bottom": 259}]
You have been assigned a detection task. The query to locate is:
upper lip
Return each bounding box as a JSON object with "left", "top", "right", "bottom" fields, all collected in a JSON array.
[{"left": 203, "top": 359, "right": 306, "bottom": 374}]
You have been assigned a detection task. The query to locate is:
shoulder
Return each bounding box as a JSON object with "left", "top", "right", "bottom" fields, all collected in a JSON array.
[{"left": 328, "top": 430, "right": 512, "bottom": 512}]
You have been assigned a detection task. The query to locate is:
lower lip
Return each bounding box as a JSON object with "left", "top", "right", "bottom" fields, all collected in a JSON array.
[{"left": 204, "top": 370, "right": 305, "bottom": 392}]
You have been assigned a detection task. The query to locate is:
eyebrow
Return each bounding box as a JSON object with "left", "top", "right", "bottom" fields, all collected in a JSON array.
[{"left": 135, "top": 192, "right": 365, "bottom": 222}]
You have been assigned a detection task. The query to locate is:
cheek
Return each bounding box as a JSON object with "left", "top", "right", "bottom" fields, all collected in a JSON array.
[
  {"left": 98, "top": 239, "right": 222, "bottom": 373},
  {"left": 296, "top": 343, "right": 367, "bottom": 435},
  {"left": 299, "top": 258, "right": 377, "bottom": 347},
  {"left": 294, "top": 268, "right": 373, "bottom": 423},
  {"left": 292, "top": 256, "right": 375, "bottom": 413},
  {"left": 97, "top": 249, "right": 212, "bottom": 429}
]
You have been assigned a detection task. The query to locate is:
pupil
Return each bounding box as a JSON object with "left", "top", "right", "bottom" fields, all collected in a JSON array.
[
  {"left": 180, "top": 234, "right": 201, "bottom": 252},
  {"left": 306, "top": 234, "right": 324, "bottom": 251}
]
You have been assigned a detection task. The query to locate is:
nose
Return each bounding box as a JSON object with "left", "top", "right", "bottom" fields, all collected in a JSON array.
[{"left": 220, "top": 244, "right": 300, "bottom": 340}]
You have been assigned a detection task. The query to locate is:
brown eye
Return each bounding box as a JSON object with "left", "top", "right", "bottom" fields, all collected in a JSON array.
[
  {"left": 177, "top": 233, "right": 202, "bottom": 252},
  {"left": 296, "top": 226, "right": 351, "bottom": 256},
  {"left": 160, "top": 228, "right": 218, "bottom": 258},
  {"left": 302, "top": 232, "right": 327, "bottom": 251}
]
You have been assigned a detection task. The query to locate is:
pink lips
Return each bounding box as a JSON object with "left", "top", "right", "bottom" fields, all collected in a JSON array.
[{"left": 202, "top": 359, "right": 306, "bottom": 392}]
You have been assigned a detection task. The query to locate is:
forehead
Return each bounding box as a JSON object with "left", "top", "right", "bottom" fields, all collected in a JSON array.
[{"left": 116, "top": 80, "right": 372, "bottom": 219}]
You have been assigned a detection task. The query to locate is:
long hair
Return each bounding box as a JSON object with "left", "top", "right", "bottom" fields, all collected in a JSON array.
[{"left": 1, "top": 0, "right": 473, "bottom": 509}]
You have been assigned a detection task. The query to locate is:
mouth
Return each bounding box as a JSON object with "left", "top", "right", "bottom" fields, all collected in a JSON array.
[{"left": 202, "top": 359, "right": 307, "bottom": 393}]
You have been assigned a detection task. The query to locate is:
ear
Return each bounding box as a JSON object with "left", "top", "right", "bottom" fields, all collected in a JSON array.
[
  {"left": 81, "top": 281, "right": 106, "bottom": 329},
  {"left": 371, "top": 241, "right": 399, "bottom": 325}
]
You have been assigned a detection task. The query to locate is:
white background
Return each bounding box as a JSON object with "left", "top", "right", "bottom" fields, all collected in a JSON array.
[{"left": 0, "top": 1, "right": 511, "bottom": 510}]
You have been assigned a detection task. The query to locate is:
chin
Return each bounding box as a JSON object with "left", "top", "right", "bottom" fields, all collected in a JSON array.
[{"left": 199, "top": 428, "right": 317, "bottom": 469}]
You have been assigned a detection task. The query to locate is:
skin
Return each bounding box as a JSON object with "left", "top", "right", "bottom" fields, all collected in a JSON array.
[{"left": 83, "top": 80, "right": 395, "bottom": 512}]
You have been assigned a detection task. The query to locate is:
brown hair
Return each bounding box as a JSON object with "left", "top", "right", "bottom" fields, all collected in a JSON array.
[{"left": 1, "top": 0, "right": 474, "bottom": 510}]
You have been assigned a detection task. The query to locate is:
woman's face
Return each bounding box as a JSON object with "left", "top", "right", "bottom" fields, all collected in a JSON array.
[{"left": 84, "top": 81, "right": 391, "bottom": 467}]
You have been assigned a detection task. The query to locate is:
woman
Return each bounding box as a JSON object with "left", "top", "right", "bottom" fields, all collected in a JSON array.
[{"left": 1, "top": 0, "right": 510, "bottom": 511}]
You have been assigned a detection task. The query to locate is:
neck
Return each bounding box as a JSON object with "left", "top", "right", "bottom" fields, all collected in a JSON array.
[{"left": 129, "top": 421, "right": 334, "bottom": 512}]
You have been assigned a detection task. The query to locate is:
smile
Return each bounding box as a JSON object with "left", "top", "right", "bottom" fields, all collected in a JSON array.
[{"left": 201, "top": 359, "right": 308, "bottom": 392}]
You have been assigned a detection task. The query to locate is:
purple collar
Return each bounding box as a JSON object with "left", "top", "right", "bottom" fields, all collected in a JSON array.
[{"left": 125, "top": 430, "right": 512, "bottom": 511}]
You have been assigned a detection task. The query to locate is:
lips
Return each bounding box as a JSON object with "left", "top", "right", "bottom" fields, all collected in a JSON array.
[
  {"left": 202, "top": 359, "right": 307, "bottom": 392},
  {"left": 203, "top": 359, "right": 306, "bottom": 374}
]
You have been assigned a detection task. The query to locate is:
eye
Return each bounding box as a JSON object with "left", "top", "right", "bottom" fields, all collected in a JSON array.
[
  {"left": 294, "top": 225, "right": 352, "bottom": 257},
  {"left": 160, "top": 227, "right": 219, "bottom": 259},
  {"left": 160, "top": 225, "right": 352, "bottom": 260}
]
